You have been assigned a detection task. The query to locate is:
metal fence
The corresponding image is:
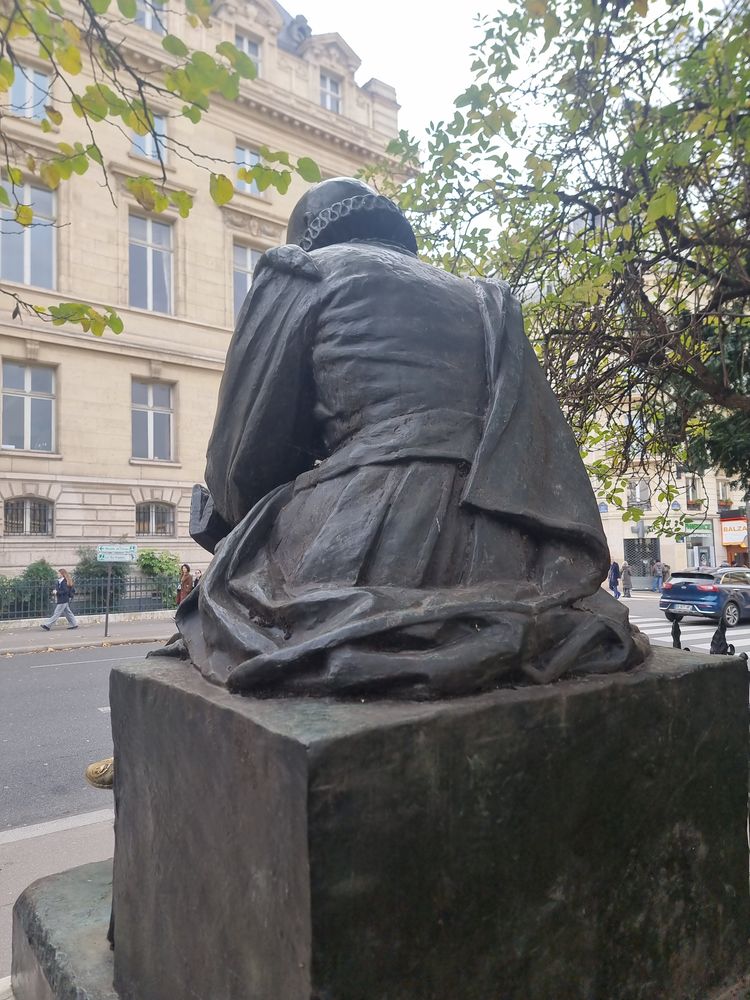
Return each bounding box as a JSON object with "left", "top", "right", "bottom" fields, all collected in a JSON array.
[{"left": 0, "top": 575, "right": 177, "bottom": 621}]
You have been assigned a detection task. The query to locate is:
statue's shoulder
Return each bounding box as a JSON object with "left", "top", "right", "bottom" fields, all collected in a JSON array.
[{"left": 255, "top": 244, "right": 322, "bottom": 282}]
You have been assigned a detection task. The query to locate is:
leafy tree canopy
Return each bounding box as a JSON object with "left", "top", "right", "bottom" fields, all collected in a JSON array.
[
  {"left": 0, "top": 0, "right": 320, "bottom": 333},
  {"left": 378, "top": 0, "right": 750, "bottom": 525}
]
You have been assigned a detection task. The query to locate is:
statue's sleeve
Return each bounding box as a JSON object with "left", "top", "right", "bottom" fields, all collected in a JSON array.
[
  {"left": 462, "top": 279, "right": 610, "bottom": 587},
  {"left": 205, "top": 246, "right": 323, "bottom": 528}
]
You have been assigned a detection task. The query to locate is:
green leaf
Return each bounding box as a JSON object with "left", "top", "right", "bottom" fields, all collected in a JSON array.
[
  {"left": 39, "top": 162, "right": 61, "bottom": 189},
  {"left": 58, "top": 45, "right": 82, "bottom": 74},
  {"left": 169, "top": 189, "right": 193, "bottom": 217},
  {"left": 209, "top": 172, "right": 234, "bottom": 206},
  {"left": 46, "top": 106, "right": 63, "bottom": 125},
  {"left": 162, "top": 34, "right": 188, "bottom": 57},
  {"left": 15, "top": 204, "right": 33, "bottom": 226},
  {"left": 117, "top": 0, "right": 137, "bottom": 16},
  {"left": 7, "top": 166, "right": 22, "bottom": 185},
  {"left": 0, "top": 187, "right": 10, "bottom": 207},
  {"left": 107, "top": 313, "right": 124, "bottom": 334},
  {"left": 181, "top": 104, "right": 202, "bottom": 123},
  {"left": 296, "top": 157, "right": 321, "bottom": 183},
  {"left": 90, "top": 0, "right": 111, "bottom": 12},
  {"left": 86, "top": 144, "right": 103, "bottom": 166}
]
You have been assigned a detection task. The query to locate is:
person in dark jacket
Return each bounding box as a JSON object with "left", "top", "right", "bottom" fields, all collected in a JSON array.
[
  {"left": 41, "top": 568, "right": 78, "bottom": 630},
  {"left": 608, "top": 561, "right": 621, "bottom": 600}
]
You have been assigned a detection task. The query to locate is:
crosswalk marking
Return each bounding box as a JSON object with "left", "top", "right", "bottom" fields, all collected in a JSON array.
[{"left": 630, "top": 614, "right": 750, "bottom": 655}]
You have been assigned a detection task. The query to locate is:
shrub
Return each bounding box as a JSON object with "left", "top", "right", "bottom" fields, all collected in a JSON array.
[
  {"left": 137, "top": 549, "right": 181, "bottom": 579},
  {"left": 21, "top": 559, "right": 57, "bottom": 585}
]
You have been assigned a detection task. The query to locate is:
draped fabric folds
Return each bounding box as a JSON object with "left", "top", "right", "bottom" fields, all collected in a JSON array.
[{"left": 173, "top": 241, "right": 647, "bottom": 698}]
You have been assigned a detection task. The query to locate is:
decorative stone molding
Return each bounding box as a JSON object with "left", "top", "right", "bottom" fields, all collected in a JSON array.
[
  {"left": 0, "top": 479, "right": 62, "bottom": 501},
  {"left": 300, "top": 33, "right": 362, "bottom": 74},
  {"left": 130, "top": 487, "right": 184, "bottom": 506},
  {"left": 220, "top": 207, "right": 284, "bottom": 243},
  {"left": 25, "top": 339, "right": 40, "bottom": 360},
  {"left": 212, "top": 0, "right": 283, "bottom": 32},
  {"left": 149, "top": 359, "right": 163, "bottom": 379}
]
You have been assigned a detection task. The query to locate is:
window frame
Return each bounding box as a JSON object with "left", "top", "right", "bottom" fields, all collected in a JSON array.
[
  {"left": 135, "top": 500, "right": 176, "bottom": 536},
  {"left": 235, "top": 32, "right": 261, "bottom": 76},
  {"left": 128, "top": 214, "right": 174, "bottom": 314},
  {"left": 320, "top": 71, "right": 342, "bottom": 114},
  {"left": 235, "top": 144, "right": 261, "bottom": 197},
  {"left": 135, "top": 0, "right": 166, "bottom": 34},
  {"left": 3, "top": 496, "right": 54, "bottom": 535},
  {"left": 9, "top": 64, "right": 50, "bottom": 120},
  {"left": 0, "top": 181, "right": 56, "bottom": 289},
  {"left": 1, "top": 360, "right": 56, "bottom": 452},
  {"left": 131, "top": 378, "right": 174, "bottom": 461},
  {"left": 131, "top": 113, "right": 167, "bottom": 162},
  {"left": 232, "top": 242, "right": 262, "bottom": 321}
]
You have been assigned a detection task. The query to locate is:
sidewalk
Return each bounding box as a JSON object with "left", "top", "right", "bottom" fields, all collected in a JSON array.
[{"left": 0, "top": 617, "right": 174, "bottom": 656}]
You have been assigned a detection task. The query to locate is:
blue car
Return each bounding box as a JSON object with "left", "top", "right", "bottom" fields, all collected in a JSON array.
[{"left": 660, "top": 567, "right": 750, "bottom": 627}]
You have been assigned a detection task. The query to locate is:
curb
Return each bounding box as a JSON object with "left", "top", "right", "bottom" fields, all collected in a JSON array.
[{"left": 1, "top": 635, "right": 168, "bottom": 656}]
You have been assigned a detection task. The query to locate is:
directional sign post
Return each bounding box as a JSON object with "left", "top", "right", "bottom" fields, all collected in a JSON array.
[{"left": 96, "top": 544, "right": 138, "bottom": 637}]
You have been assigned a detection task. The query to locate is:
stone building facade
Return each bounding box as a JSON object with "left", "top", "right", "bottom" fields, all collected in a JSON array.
[
  {"left": 597, "top": 468, "right": 748, "bottom": 586},
  {"left": 0, "top": 0, "right": 398, "bottom": 576}
]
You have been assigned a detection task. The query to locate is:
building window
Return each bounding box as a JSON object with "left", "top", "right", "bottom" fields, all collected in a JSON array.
[
  {"left": 235, "top": 33, "right": 261, "bottom": 75},
  {"left": 627, "top": 479, "right": 651, "bottom": 511},
  {"left": 129, "top": 215, "right": 172, "bottom": 313},
  {"left": 132, "top": 114, "right": 167, "bottom": 161},
  {"left": 717, "top": 480, "right": 733, "bottom": 508},
  {"left": 320, "top": 72, "right": 341, "bottom": 114},
  {"left": 1, "top": 361, "right": 55, "bottom": 452},
  {"left": 136, "top": 501, "right": 175, "bottom": 536},
  {"left": 135, "top": 0, "right": 165, "bottom": 33},
  {"left": 131, "top": 380, "right": 173, "bottom": 460},
  {"left": 4, "top": 497, "right": 54, "bottom": 535},
  {"left": 235, "top": 145, "right": 260, "bottom": 196},
  {"left": 9, "top": 65, "right": 50, "bottom": 120},
  {"left": 233, "top": 243, "right": 261, "bottom": 321},
  {"left": 0, "top": 182, "right": 55, "bottom": 288},
  {"left": 686, "top": 477, "right": 703, "bottom": 509}
]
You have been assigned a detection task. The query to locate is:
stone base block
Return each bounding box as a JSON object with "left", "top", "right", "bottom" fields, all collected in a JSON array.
[
  {"left": 107, "top": 650, "right": 750, "bottom": 1000},
  {"left": 12, "top": 862, "right": 115, "bottom": 1000}
]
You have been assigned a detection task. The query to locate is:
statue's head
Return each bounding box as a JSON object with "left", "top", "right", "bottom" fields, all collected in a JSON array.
[{"left": 286, "top": 177, "right": 418, "bottom": 254}]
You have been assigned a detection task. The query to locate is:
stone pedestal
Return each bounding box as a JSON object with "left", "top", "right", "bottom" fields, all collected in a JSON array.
[
  {"left": 105, "top": 651, "right": 749, "bottom": 1000},
  {"left": 11, "top": 650, "right": 750, "bottom": 1000}
]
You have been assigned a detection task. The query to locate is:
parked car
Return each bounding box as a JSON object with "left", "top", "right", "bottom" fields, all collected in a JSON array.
[{"left": 659, "top": 568, "right": 750, "bottom": 627}]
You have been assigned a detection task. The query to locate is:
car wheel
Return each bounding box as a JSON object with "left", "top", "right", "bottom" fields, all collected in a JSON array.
[
  {"left": 723, "top": 601, "right": 741, "bottom": 628},
  {"left": 664, "top": 612, "right": 683, "bottom": 623}
]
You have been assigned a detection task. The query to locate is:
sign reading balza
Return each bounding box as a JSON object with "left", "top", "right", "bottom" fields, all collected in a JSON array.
[{"left": 97, "top": 543, "right": 138, "bottom": 563}]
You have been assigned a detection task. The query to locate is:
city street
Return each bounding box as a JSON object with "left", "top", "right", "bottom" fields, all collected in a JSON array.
[
  {"left": 0, "top": 641, "right": 160, "bottom": 977},
  {"left": 624, "top": 592, "right": 750, "bottom": 655}
]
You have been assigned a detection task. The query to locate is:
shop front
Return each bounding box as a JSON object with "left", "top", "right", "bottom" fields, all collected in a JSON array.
[
  {"left": 721, "top": 516, "right": 749, "bottom": 567},
  {"left": 679, "top": 519, "right": 715, "bottom": 568}
]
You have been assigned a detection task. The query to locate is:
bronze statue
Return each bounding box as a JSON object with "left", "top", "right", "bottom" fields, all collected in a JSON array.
[{"left": 161, "top": 177, "right": 648, "bottom": 697}]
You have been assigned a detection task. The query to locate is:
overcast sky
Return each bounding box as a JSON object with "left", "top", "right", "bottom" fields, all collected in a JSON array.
[{"left": 295, "top": 1, "right": 500, "bottom": 137}]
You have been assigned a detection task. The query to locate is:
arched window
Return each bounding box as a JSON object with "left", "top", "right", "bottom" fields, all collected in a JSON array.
[
  {"left": 136, "top": 501, "right": 175, "bottom": 536},
  {"left": 4, "top": 496, "right": 53, "bottom": 535}
]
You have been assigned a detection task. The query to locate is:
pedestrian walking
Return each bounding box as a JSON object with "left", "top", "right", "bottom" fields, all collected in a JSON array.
[
  {"left": 651, "top": 559, "right": 663, "bottom": 592},
  {"left": 177, "top": 563, "right": 193, "bottom": 605},
  {"left": 41, "top": 569, "right": 78, "bottom": 630},
  {"left": 621, "top": 561, "right": 632, "bottom": 598},
  {"left": 192, "top": 569, "right": 202, "bottom": 589},
  {"left": 608, "top": 560, "right": 621, "bottom": 599},
  {"left": 661, "top": 562, "right": 670, "bottom": 585}
]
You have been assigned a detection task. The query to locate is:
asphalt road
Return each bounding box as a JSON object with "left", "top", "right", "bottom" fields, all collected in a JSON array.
[{"left": 1, "top": 642, "right": 161, "bottom": 831}]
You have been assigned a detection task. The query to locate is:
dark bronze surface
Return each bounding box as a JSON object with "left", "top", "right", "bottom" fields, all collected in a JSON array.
[{"left": 169, "top": 178, "right": 648, "bottom": 697}]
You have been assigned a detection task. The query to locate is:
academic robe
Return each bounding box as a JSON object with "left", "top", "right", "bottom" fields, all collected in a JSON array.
[{"left": 174, "top": 239, "right": 647, "bottom": 697}]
